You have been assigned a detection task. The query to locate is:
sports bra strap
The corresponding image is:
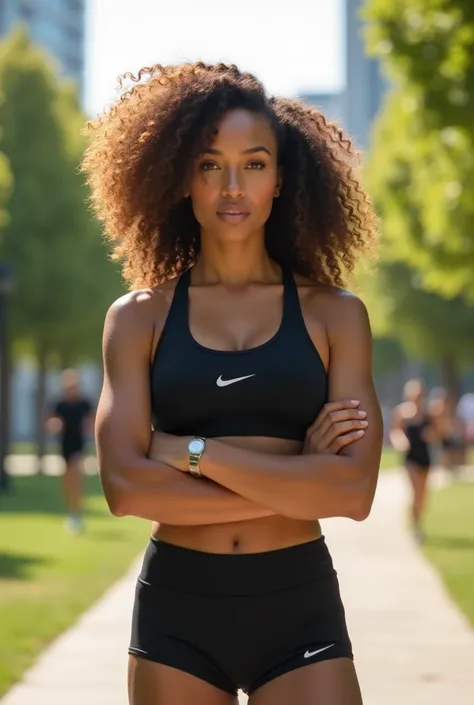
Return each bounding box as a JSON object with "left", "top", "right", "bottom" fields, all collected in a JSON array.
[{"left": 280, "top": 267, "right": 306, "bottom": 334}]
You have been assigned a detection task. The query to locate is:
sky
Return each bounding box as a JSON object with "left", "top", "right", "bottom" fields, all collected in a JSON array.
[{"left": 85, "top": 0, "right": 345, "bottom": 116}]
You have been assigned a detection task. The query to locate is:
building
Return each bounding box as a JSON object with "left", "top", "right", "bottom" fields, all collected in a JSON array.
[
  {"left": 0, "top": 0, "right": 85, "bottom": 102},
  {"left": 343, "top": 0, "right": 387, "bottom": 151}
]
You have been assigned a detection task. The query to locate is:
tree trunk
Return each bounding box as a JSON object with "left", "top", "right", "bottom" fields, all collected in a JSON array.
[
  {"left": 35, "top": 343, "right": 48, "bottom": 474},
  {"left": 441, "top": 355, "right": 461, "bottom": 401}
]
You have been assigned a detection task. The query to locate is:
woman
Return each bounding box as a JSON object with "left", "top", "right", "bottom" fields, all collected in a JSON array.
[
  {"left": 82, "top": 62, "right": 383, "bottom": 705},
  {"left": 390, "top": 379, "right": 435, "bottom": 544}
]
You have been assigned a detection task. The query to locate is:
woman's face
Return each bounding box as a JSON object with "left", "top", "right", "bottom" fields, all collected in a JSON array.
[{"left": 188, "top": 108, "right": 281, "bottom": 242}]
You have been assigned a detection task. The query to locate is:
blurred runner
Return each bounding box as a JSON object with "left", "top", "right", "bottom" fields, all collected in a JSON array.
[
  {"left": 46, "top": 369, "right": 95, "bottom": 533},
  {"left": 390, "top": 379, "right": 436, "bottom": 544}
]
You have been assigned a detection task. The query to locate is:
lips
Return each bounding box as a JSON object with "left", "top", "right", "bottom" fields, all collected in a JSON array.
[
  {"left": 216, "top": 212, "right": 250, "bottom": 224},
  {"left": 216, "top": 203, "right": 250, "bottom": 224},
  {"left": 217, "top": 207, "right": 248, "bottom": 215}
]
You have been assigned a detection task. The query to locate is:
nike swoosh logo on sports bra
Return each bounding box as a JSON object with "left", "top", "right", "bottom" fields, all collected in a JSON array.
[{"left": 216, "top": 374, "right": 256, "bottom": 387}]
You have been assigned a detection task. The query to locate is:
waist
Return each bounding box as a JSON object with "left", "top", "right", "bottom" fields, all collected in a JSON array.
[
  {"left": 139, "top": 535, "right": 335, "bottom": 596},
  {"left": 154, "top": 513, "right": 321, "bottom": 554}
]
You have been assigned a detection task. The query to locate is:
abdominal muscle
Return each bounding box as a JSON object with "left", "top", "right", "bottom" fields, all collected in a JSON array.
[{"left": 152, "top": 436, "right": 322, "bottom": 554}]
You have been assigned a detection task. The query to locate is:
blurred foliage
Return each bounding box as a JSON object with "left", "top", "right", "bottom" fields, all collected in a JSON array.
[
  {"left": 364, "top": 0, "right": 474, "bottom": 302},
  {"left": 361, "top": 259, "right": 474, "bottom": 370},
  {"left": 364, "top": 0, "right": 474, "bottom": 131},
  {"left": 0, "top": 150, "right": 12, "bottom": 232},
  {"left": 362, "top": 91, "right": 474, "bottom": 386},
  {"left": 0, "top": 27, "right": 122, "bottom": 364}
]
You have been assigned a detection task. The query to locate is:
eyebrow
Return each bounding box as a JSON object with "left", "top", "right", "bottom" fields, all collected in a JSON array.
[{"left": 205, "top": 146, "right": 272, "bottom": 156}]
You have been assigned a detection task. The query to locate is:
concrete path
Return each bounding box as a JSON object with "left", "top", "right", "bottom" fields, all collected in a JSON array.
[{"left": 1, "top": 470, "right": 474, "bottom": 704}]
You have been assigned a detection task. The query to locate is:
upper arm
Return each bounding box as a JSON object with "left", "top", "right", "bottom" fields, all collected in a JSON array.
[
  {"left": 326, "top": 293, "right": 383, "bottom": 484},
  {"left": 95, "top": 291, "right": 156, "bottom": 497}
]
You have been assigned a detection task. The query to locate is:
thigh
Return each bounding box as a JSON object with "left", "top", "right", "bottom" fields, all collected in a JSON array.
[
  {"left": 64, "top": 450, "right": 83, "bottom": 472},
  {"left": 248, "top": 658, "right": 362, "bottom": 705},
  {"left": 406, "top": 463, "right": 428, "bottom": 489},
  {"left": 128, "top": 656, "right": 238, "bottom": 705}
]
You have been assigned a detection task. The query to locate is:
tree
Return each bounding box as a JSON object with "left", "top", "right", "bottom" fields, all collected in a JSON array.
[
  {"left": 0, "top": 28, "right": 120, "bottom": 465},
  {"left": 364, "top": 0, "right": 474, "bottom": 131},
  {"left": 362, "top": 259, "right": 474, "bottom": 398},
  {"left": 0, "top": 152, "right": 12, "bottom": 232},
  {"left": 364, "top": 0, "right": 474, "bottom": 301},
  {"left": 362, "top": 89, "right": 474, "bottom": 398}
]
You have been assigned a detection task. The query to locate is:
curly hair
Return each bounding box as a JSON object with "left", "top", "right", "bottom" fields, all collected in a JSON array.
[{"left": 81, "top": 62, "right": 377, "bottom": 289}]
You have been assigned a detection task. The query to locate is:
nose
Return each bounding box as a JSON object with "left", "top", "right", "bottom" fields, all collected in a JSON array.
[{"left": 221, "top": 166, "right": 244, "bottom": 198}]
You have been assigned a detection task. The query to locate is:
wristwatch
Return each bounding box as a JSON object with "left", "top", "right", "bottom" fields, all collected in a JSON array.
[{"left": 188, "top": 437, "right": 206, "bottom": 478}]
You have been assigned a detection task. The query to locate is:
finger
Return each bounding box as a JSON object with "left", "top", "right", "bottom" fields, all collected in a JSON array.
[
  {"left": 328, "top": 429, "right": 365, "bottom": 453},
  {"left": 308, "top": 408, "right": 367, "bottom": 440},
  {"left": 306, "top": 400, "right": 361, "bottom": 436},
  {"left": 325, "top": 419, "right": 369, "bottom": 442}
]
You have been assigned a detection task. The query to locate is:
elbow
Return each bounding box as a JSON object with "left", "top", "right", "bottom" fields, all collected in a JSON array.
[
  {"left": 347, "top": 478, "right": 376, "bottom": 522},
  {"left": 98, "top": 464, "right": 130, "bottom": 518},
  {"left": 347, "top": 496, "right": 372, "bottom": 522}
]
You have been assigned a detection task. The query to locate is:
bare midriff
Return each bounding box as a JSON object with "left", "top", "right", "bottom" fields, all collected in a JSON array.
[{"left": 152, "top": 436, "right": 322, "bottom": 554}]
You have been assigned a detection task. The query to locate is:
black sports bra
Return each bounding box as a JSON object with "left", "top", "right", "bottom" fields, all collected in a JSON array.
[{"left": 150, "top": 268, "right": 328, "bottom": 441}]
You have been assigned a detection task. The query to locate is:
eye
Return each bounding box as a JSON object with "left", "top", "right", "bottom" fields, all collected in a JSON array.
[
  {"left": 246, "top": 160, "right": 265, "bottom": 170},
  {"left": 200, "top": 161, "right": 219, "bottom": 171}
]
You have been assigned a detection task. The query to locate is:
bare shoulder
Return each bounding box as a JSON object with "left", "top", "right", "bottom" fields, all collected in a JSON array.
[
  {"left": 294, "top": 273, "right": 370, "bottom": 336},
  {"left": 105, "top": 278, "right": 179, "bottom": 335}
]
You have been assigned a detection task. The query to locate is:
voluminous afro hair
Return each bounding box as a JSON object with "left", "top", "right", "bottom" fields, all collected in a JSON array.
[{"left": 81, "top": 62, "right": 377, "bottom": 289}]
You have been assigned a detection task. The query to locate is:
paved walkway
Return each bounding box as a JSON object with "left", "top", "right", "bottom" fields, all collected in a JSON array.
[{"left": 1, "top": 470, "right": 474, "bottom": 704}]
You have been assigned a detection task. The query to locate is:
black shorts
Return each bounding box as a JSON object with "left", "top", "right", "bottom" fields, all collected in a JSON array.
[
  {"left": 129, "top": 536, "right": 353, "bottom": 696},
  {"left": 405, "top": 450, "right": 431, "bottom": 470},
  {"left": 61, "top": 443, "right": 84, "bottom": 463}
]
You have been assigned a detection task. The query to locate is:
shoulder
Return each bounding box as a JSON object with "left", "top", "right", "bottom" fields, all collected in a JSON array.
[
  {"left": 294, "top": 274, "right": 370, "bottom": 339},
  {"left": 104, "top": 279, "right": 179, "bottom": 335},
  {"left": 102, "top": 279, "right": 181, "bottom": 364},
  {"left": 395, "top": 402, "right": 412, "bottom": 420}
]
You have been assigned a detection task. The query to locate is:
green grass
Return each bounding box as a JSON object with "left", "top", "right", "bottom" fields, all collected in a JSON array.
[
  {"left": 379, "top": 445, "right": 401, "bottom": 471},
  {"left": 10, "top": 441, "right": 94, "bottom": 455},
  {"left": 422, "top": 482, "right": 474, "bottom": 627},
  {"left": 0, "top": 474, "right": 149, "bottom": 697}
]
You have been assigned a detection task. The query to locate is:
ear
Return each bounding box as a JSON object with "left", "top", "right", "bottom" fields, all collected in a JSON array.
[{"left": 274, "top": 168, "right": 283, "bottom": 198}]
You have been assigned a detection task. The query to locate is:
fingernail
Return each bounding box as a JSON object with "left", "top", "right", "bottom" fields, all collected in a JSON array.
[
  {"left": 361, "top": 421, "right": 368, "bottom": 427},
  {"left": 358, "top": 411, "right": 367, "bottom": 417},
  {"left": 356, "top": 430, "right": 364, "bottom": 436},
  {"left": 351, "top": 400, "right": 360, "bottom": 405}
]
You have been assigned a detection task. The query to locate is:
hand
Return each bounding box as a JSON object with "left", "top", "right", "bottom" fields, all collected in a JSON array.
[
  {"left": 303, "top": 400, "right": 368, "bottom": 455},
  {"left": 46, "top": 417, "right": 62, "bottom": 434},
  {"left": 148, "top": 431, "right": 190, "bottom": 472}
]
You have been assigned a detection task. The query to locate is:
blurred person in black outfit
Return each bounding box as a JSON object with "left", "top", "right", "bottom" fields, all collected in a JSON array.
[
  {"left": 390, "top": 379, "right": 436, "bottom": 544},
  {"left": 46, "top": 369, "right": 95, "bottom": 533}
]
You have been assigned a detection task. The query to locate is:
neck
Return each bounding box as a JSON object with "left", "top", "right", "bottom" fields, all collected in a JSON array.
[{"left": 194, "top": 234, "right": 280, "bottom": 287}]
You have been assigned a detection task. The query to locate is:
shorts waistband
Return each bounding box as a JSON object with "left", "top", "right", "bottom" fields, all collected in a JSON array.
[{"left": 138, "top": 536, "right": 335, "bottom": 596}]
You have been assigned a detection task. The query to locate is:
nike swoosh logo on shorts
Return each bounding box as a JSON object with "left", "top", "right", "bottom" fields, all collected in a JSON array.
[
  {"left": 216, "top": 374, "right": 256, "bottom": 387},
  {"left": 304, "top": 644, "right": 335, "bottom": 659}
]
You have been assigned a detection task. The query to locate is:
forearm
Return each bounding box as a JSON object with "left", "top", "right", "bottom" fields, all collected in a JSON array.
[
  {"left": 200, "top": 440, "right": 376, "bottom": 521},
  {"left": 100, "top": 455, "right": 275, "bottom": 525}
]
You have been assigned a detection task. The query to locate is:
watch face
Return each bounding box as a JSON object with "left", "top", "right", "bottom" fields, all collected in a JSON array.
[{"left": 189, "top": 439, "right": 205, "bottom": 455}]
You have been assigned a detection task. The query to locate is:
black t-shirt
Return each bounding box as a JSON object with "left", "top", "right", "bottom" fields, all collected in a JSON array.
[{"left": 53, "top": 398, "right": 93, "bottom": 448}]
